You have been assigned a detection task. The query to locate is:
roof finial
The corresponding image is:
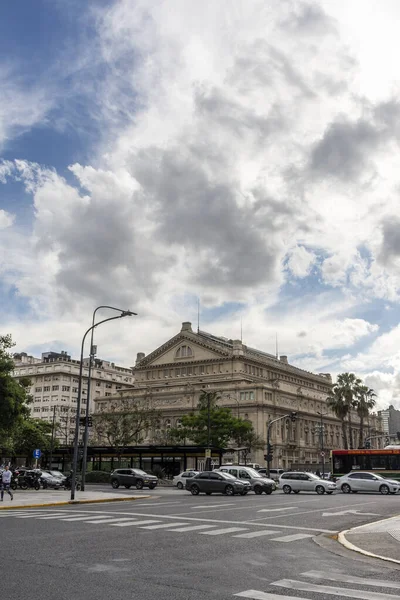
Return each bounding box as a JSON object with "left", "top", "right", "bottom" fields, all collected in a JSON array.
[{"left": 197, "top": 297, "right": 200, "bottom": 333}]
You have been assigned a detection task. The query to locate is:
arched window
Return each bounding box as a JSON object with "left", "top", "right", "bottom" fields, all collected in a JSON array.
[
  {"left": 164, "top": 419, "right": 171, "bottom": 429},
  {"left": 175, "top": 345, "right": 193, "bottom": 358},
  {"left": 176, "top": 418, "right": 182, "bottom": 428}
]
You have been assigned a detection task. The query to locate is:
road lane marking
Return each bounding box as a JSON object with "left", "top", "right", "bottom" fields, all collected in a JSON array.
[
  {"left": 191, "top": 503, "right": 236, "bottom": 509},
  {"left": 169, "top": 524, "right": 215, "bottom": 532},
  {"left": 257, "top": 507, "right": 297, "bottom": 513},
  {"left": 270, "top": 534, "right": 314, "bottom": 542},
  {"left": 111, "top": 519, "right": 161, "bottom": 527},
  {"left": 303, "top": 571, "right": 400, "bottom": 590},
  {"left": 322, "top": 509, "right": 380, "bottom": 517},
  {"left": 235, "top": 591, "right": 299, "bottom": 599},
  {"left": 249, "top": 500, "right": 379, "bottom": 522},
  {"left": 84, "top": 518, "right": 140, "bottom": 524},
  {"left": 233, "top": 530, "right": 282, "bottom": 539},
  {"left": 272, "top": 579, "right": 399, "bottom": 599},
  {"left": 36, "top": 514, "right": 83, "bottom": 519},
  {"left": 133, "top": 502, "right": 182, "bottom": 507},
  {"left": 60, "top": 515, "right": 111, "bottom": 521},
  {"left": 140, "top": 522, "right": 189, "bottom": 530},
  {"left": 15, "top": 513, "right": 65, "bottom": 518},
  {"left": 200, "top": 527, "right": 247, "bottom": 536}
]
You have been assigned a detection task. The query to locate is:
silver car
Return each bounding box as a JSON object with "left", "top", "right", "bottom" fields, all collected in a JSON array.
[
  {"left": 279, "top": 472, "right": 336, "bottom": 495},
  {"left": 336, "top": 471, "right": 400, "bottom": 495}
]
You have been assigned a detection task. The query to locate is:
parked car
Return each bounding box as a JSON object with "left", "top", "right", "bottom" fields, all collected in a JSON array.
[
  {"left": 173, "top": 470, "right": 199, "bottom": 489},
  {"left": 336, "top": 472, "right": 400, "bottom": 495},
  {"left": 279, "top": 472, "right": 336, "bottom": 495},
  {"left": 38, "top": 471, "right": 62, "bottom": 489},
  {"left": 216, "top": 466, "right": 275, "bottom": 494},
  {"left": 110, "top": 468, "right": 158, "bottom": 490},
  {"left": 47, "top": 470, "right": 67, "bottom": 483},
  {"left": 256, "top": 468, "right": 284, "bottom": 482},
  {"left": 185, "top": 471, "right": 251, "bottom": 496}
]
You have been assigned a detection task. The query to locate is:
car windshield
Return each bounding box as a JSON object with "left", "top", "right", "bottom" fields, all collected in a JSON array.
[
  {"left": 49, "top": 471, "right": 64, "bottom": 478},
  {"left": 246, "top": 468, "right": 263, "bottom": 478},
  {"left": 132, "top": 469, "right": 148, "bottom": 476},
  {"left": 308, "top": 474, "right": 320, "bottom": 480},
  {"left": 219, "top": 472, "right": 237, "bottom": 480}
]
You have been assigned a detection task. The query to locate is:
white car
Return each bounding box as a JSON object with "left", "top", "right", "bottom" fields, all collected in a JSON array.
[
  {"left": 173, "top": 470, "right": 199, "bottom": 489},
  {"left": 336, "top": 472, "right": 400, "bottom": 495},
  {"left": 279, "top": 472, "right": 336, "bottom": 494}
]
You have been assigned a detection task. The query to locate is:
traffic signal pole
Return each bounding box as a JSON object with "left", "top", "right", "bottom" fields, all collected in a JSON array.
[{"left": 266, "top": 412, "right": 297, "bottom": 478}]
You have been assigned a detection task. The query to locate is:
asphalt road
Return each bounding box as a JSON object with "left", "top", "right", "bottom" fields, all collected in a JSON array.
[{"left": 2, "top": 487, "right": 400, "bottom": 600}]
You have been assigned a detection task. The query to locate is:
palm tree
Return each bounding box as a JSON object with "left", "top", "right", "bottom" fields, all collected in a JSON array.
[
  {"left": 335, "top": 373, "right": 363, "bottom": 449},
  {"left": 355, "top": 386, "right": 376, "bottom": 448},
  {"left": 327, "top": 386, "right": 349, "bottom": 449}
]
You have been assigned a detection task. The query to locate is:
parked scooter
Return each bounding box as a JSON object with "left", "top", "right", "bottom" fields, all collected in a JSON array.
[
  {"left": 63, "top": 472, "right": 81, "bottom": 491},
  {"left": 18, "top": 469, "right": 41, "bottom": 490}
]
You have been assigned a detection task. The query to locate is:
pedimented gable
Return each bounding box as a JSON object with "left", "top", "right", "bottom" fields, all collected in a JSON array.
[{"left": 136, "top": 328, "right": 230, "bottom": 369}]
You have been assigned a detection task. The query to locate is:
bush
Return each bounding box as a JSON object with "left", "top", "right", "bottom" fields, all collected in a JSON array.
[
  {"left": 150, "top": 465, "right": 166, "bottom": 479},
  {"left": 84, "top": 470, "right": 110, "bottom": 483}
]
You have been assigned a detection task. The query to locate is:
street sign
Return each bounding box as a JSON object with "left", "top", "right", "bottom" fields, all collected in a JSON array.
[
  {"left": 320, "top": 451, "right": 325, "bottom": 457},
  {"left": 33, "top": 449, "right": 41, "bottom": 459}
]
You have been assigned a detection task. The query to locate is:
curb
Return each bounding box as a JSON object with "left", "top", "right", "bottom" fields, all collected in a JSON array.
[
  {"left": 0, "top": 495, "right": 150, "bottom": 511},
  {"left": 338, "top": 514, "right": 400, "bottom": 566}
]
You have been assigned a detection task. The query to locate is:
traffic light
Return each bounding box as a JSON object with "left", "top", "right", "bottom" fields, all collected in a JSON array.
[
  {"left": 290, "top": 412, "right": 297, "bottom": 422},
  {"left": 79, "top": 417, "right": 86, "bottom": 427},
  {"left": 264, "top": 443, "right": 274, "bottom": 462},
  {"left": 87, "top": 416, "right": 93, "bottom": 427},
  {"left": 365, "top": 440, "right": 371, "bottom": 449}
]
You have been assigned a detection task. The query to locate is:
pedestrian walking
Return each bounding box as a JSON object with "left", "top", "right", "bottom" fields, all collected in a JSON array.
[{"left": 1, "top": 466, "right": 14, "bottom": 501}]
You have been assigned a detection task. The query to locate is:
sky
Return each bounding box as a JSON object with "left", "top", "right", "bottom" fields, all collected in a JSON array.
[{"left": 1, "top": 0, "right": 400, "bottom": 410}]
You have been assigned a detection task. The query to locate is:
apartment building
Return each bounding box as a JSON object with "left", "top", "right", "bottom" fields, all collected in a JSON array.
[{"left": 13, "top": 350, "right": 134, "bottom": 444}]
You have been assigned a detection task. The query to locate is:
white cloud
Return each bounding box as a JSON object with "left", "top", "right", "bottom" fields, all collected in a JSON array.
[
  {"left": 0, "top": 210, "right": 14, "bottom": 229},
  {"left": 2, "top": 0, "right": 400, "bottom": 409}
]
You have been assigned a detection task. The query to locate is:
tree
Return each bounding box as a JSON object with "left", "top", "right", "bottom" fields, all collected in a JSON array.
[
  {"left": 92, "top": 395, "right": 161, "bottom": 463},
  {"left": 355, "top": 386, "right": 376, "bottom": 448},
  {"left": 0, "top": 334, "right": 32, "bottom": 443},
  {"left": 334, "top": 373, "right": 363, "bottom": 449},
  {"left": 10, "top": 419, "right": 54, "bottom": 459},
  {"left": 169, "top": 390, "right": 263, "bottom": 453},
  {"left": 327, "top": 386, "right": 349, "bottom": 449}
]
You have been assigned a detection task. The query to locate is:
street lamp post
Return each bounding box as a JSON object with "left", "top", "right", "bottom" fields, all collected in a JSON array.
[
  {"left": 49, "top": 404, "right": 58, "bottom": 469},
  {"left": 80, "top": 305, "right": 136, "bottom": 492},
  {"left": 314, "top": 411, "right": 328, "bottom": 478},
  {"left": 70, "top": 312, "right": 136, "bottom": 501},
  {"left": 266, "top": 412, "right": 297, "bottom": 478}
]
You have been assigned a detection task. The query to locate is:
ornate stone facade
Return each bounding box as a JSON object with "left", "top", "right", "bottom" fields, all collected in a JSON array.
[{"left": 93, "top": 322, "right": 383, "bottom": 468}]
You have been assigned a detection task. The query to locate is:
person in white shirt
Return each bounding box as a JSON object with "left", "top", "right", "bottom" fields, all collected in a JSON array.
[{"left": 1, "top": 466, "right": 14, "bottom": 501}]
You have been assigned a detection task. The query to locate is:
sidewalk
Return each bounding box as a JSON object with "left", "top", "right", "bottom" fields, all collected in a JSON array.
[
  {"left": 339, "top": 515, "right": 400, "bottom": 564},
  {"left": 0, "top": 489, "right": 149, "bottom": 510}
]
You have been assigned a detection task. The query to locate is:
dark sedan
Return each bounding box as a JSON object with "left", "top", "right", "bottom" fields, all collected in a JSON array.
[{"left": 185, "top": 471, "right": 251, "bottom": 496}]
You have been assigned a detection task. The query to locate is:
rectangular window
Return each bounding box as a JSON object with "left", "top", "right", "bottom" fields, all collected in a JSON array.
[
  {"left": 43, "top": 386, "right": 50, "bottom": 392},
  {"left": 164, "top": 370, "right": 169, "bottom": 378},
  {"left": 181, "top": 367, "right": 186, "bottom": 376},
  {"left": 175, "top": 369, "right": 180, "bottom": 377},
  {"left": 200, "top": 366, "right": 205, "bottom": 375},
  {"left": 52, "top": 385, "right": 59, "bottom": 391},
  {"left": 62, "top": 386, "right": 70, "bottom": 392},
  {"left": 187, "top": 366, "right": 192, "bottom": 375},
  {"left": 106, "top": 383, "right": 112, "bottom": 388},
  {"left": 240, "top": 392, "right": 245, "bottom": 401},
  {"left": 249, "top": 391, "right": 254, "bottom": 400},
  {"left": 35, "top": 387, "right": 42, "bottom": 392}
]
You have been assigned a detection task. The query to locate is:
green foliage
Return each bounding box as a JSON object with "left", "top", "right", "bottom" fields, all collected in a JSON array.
[
  {"left": 169, "top": 390, "right": 263, "bottom": 450},
  {"left": 0, "top": 335, "right": 31, "bottom": 439},
  {"left": 10, "top": 419, "right": 54, "bottom": 456},
  {"left": 93, "top": 395, "right": 161, "bottom": 450},
  {"left": 85, "top": 470, "right": 110, "bottom": 483}
]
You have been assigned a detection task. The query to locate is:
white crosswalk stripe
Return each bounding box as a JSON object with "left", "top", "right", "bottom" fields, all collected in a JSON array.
[
  {"left": 140, "top": 522, "right": 189, "bottom": 530},
  {"left": 269, "top": 533, "right": 313, "bottom": 542},
  {"left": 200, "top": 527, "right": 247, "bottom": 536},
  {"left": 111, "top": 519, "right": 161, "bottom": 527},
  {"left": 233, "top": 530, "right": 281, "bottom": 539},
  {"left": 169, "top": 524, "right": 215, "bottom": 532},
  {"left": 302, "top": 571, "right": 400, "bottom": 590},
  {"left": 235, "top": 570, "right": 400, "bottom": 600},
  {"left": 83, "top": 518, "right": 140, "bottom": 525},
  {"left": 272, "top": 578, "right": 399, "bottom": 599}
]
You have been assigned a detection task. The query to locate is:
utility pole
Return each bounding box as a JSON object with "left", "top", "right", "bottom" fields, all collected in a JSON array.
[{"left": 49, "top": 404, "right": 57, "bottom": 469}]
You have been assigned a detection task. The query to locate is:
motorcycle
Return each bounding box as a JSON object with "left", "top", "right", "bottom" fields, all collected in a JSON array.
[
  {"left": 63, "top": 474, "right": 81, "bottom": 491},
  {"left": 18, "top": 470, "right": 41, "bottom": 490}
]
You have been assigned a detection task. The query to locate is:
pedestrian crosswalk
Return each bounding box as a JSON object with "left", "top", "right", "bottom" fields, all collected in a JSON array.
[
  {"left": 234, "top": 570, "right": 400, "bottom": 599},
  {"left": 0, "top": 509, "right": 315, "bottom": 544}
]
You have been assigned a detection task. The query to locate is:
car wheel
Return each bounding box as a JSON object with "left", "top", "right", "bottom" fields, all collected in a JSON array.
[
  {"left": 190, "top": 484, "right": 200, "bottom": 495},
  {"left": 265, "top": 487, "right": 273, "bottom": 495},
  {"left": 19, "top": 482, "right": 28, "bottom": 490},
  {"left": 283, "top": 485, "right": 292, "bottom": 494},
  {"left": 177, "top": 481, "right": 183, "bottom": 490},
  {"left": 206, "top": 492, "right": 212, "bottom": 495},
  {"left": 341, "top": 483, "right": 351, "bottom": 494},
  {"left": 326, "top": 491, "right": 333, "bottom": 495},
  {"left": 254, "top": 486, "right": 263, "bottom": 495},
  {"left": 124, "top": 485, "right": 131, "bottom": 489},
  {"left": 241, "top": 490, "right": 248, "bottom": 496},
  {"left": 10, "top": 482, "right": 17, "bottom": 491},
  {"left": 293, "top": 490, "right": 300, "bottom": 494},
  {"left": 225, "top": 484, "right": 235, "bottom": 496},
  {"left": 316, "top": 485, "right": 325, "bottom": 495},
  {"left": 136, "top": 480, "right": 144, "bottom": 489},
  {"left": 380, "top": 484, "right": 390, "bottom": 495},
  {"left": 149, "top": 484, "right": 156, "bottom": 490},
  {"left": 111, "top": 479, "right": 120, "bottom": 489}
]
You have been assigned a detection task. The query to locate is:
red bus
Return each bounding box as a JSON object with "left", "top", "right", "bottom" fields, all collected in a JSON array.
[{"left": 331, "top": 448, "right": 400, "bottom": 480}]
